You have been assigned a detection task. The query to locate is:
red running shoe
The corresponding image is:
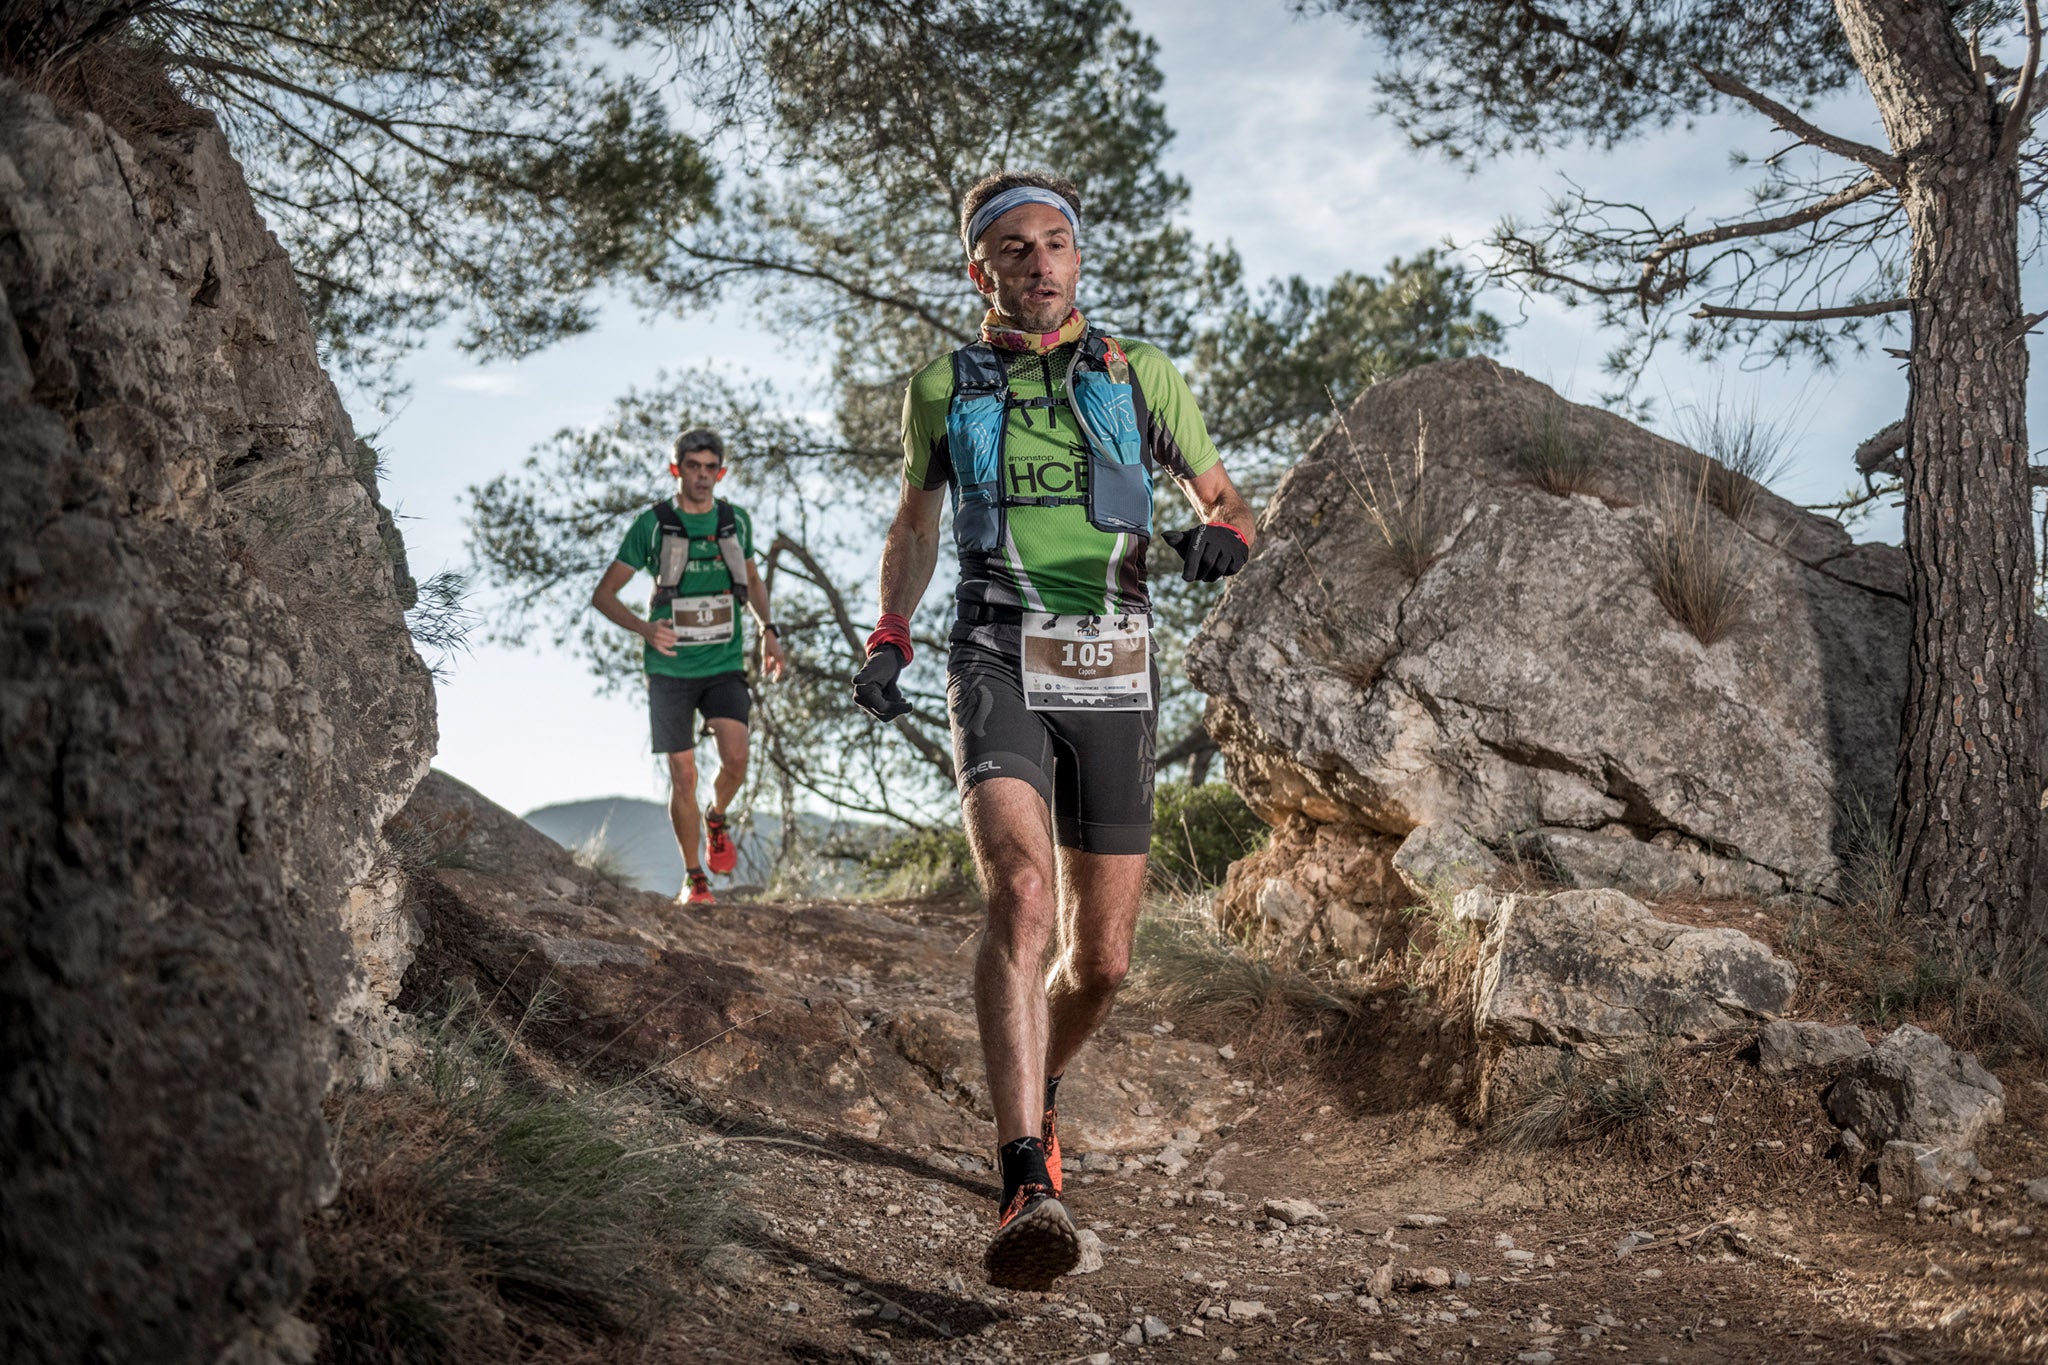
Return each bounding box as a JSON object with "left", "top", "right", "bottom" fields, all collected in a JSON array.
[
  {"left": 1043, "top": 1104, "right": 1063, "bottom": 1198},
  {"left": 983, "top": 1184, "right": 1079, "bottom": 1291},
  {"left": 683, "top": 869, "right": 715, "bottom": 905},
  {"left": 704, "top": 810, "right": 738, "bottom": 875}
]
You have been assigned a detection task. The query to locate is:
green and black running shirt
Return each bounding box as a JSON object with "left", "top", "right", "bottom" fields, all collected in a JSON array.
[
  {"left": 614, "top": 501, "right": 756, "bottom": 680},
  {"left": 901, "top": 338, "right": 1220, "bottom": 615}
]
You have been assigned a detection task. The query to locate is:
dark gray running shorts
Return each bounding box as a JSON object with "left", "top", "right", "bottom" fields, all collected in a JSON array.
[
  {"left": 946, "top": 620, "right": 1157, "bottom": 855},
  {"left": 649, "top": 670, "right": 750, "bottom": 753}
]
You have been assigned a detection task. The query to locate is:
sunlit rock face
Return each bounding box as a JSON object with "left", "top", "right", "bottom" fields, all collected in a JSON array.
[
  {"left": 0, "top": 75, "right": 433, "bottom": 1363},
  {"left": 1193, "top": 356, "right": 1919, "bottom": 916}
]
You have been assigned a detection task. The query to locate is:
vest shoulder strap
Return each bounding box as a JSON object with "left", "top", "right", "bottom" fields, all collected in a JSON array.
[
  {"left": 952, "top": 341, "right": 1007, "bottom": 396},
  {"left": 652, "top": 500, "right": 686, "bottom": 534}
]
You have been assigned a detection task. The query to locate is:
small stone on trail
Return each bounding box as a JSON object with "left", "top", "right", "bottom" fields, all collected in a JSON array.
[
  {"left": 1503, "top": 1249, "right": 1536, "bottom": 1264},
  {"left": 1120, "top": 1324, "right": 1144, "bottom": 1347},
  {"left": 1518, "top": 1353, "right": 1556, "bottom": 1364},
  {"left": 1401, "top": 1213, "right": 1447, "bottom": 1228},
  {"left": 1071, "top": 1229, "right": 1106, "bottom": 1275},
  {"left": 1219, "top": 1350, "right": 1239, "bottom": 1362},
  {"left": 1397, "top": 1266, "right": 1454, "bottom": 1291},
  {"left": 840, "top": 1168, "right": 859, "bottom": 1188},
  {"left": 1217, "top": 1044, "right": 1236, "bottom": 1060},
  {"left": 1227, "top": 1300, "right": 1266, "bottom": 1322},
  {"left": 2025, "top": 1178, "right": 2048, "bottom": 1207},
  {"left": 1263, "top": 1198, "right": 1325, "bottom": 1226},
  {"left": 1142, "top": 1315, "right": 1173, "bottom": 1343},
  {"left": 1494, "top": 1233, "right": 1515, "bottom": 1249}
]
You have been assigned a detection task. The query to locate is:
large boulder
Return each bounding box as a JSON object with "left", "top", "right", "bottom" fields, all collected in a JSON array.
[
  {"left": 1471, "top": 889, "right": 1798, "bottom": 1052},
  {"left": 1191, "top": 357, "right": 1914, "bottom": 908},
  {"left": 1, "top": 78, "right": 433, "bottom": 1363}
]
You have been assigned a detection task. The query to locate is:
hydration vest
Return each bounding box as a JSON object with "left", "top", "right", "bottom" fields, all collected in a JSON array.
[
  {"left": 944, "top": 327, "right": 1154, "bottom": 555},
  {"left": 650, "top": 498, "right": 750, "bottom": 609}
]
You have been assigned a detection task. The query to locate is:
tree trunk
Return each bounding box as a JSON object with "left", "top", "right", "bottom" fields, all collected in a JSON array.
[{"left": 1835, "top": 0, "right": 2041, "bottom": 968}]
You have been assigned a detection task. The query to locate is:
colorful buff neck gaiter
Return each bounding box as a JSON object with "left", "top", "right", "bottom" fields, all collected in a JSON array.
[{"left": 980, "top": 306, "right": 1086, "bottom": 354}]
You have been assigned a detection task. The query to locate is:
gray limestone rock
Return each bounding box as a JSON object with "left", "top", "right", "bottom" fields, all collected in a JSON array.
[
  {"left": 0, "top": 79, "right": 432, "bottom": 1362},
  {"left": 1826, "top": 1025, "right": 2005, "bottom": 1150},
  {"left": 1393, "top": 822, "right": 1505, "bottom": 898},
  {"left": 1472, "top": 890, "right": 1797, "bottom": 1050},
  {"left": 1876, "top": 1141, "right": 1974, "bottom": 1203},
  {"left": 1189, "top": 358, "right": 1935, "bottom": 900},
  {"left": 1756, "top": 1020, "right": 1871, "bottom": 1077}
]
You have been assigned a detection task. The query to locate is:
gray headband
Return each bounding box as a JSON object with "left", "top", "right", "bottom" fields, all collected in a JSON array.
[{"left": 965, "top": 187, "right": 1080, "bottom": 251}]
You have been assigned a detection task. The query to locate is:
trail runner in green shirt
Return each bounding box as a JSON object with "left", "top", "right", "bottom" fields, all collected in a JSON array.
[
  {"left": 852, "top": 171, "right": 1255, "bottom": 1290},
  {"left": 593, "top": 429, "right": 785, "bottom": 906}
]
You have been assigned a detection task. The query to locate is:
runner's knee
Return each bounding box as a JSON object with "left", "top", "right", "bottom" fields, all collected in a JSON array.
[
  {"left": 1067, "top": 948, "right": 1130, "bottom": 997},
  {"left": 666, "top": 751, "right": 698, "bottom": 786}
]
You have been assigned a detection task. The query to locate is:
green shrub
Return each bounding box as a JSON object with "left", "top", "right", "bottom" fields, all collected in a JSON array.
[
  {"left": 1150, "top": 781, "right": 1268, "bottom": 889},
  {"left": 862, "top": 825, "right": 980, "bottom": 898}
]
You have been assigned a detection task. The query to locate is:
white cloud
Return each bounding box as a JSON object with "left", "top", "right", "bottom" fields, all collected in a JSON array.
[{"left": 442, "top": 371, "right": 522, "bottom": 396}]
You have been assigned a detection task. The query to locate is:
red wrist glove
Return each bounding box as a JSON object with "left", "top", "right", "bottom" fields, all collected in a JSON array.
[{"left": 866, "top": 612, "right": 914, "bottom": 665}]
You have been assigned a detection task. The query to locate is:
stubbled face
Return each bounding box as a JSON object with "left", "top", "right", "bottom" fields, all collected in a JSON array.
[
  {"left": 967, "top": 201, "right": 1081, "bottom": 334},
  {"left": 675, "top": 448, "right": 721, "bottom": 505}
]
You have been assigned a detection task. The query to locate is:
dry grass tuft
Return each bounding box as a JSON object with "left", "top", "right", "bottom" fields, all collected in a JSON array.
[
  {"left": 1784, "top": 795, "right": 2047, "bottom": 1061},
  {"left": 1641, "top": 460, "right": 1754, "bottom": 645},
  {"left": 1331, "top": 402, "right": 1452, "bottom": 579},
  {"left": 1487, "top": 1047, "right": 1670, "bottom": 1152},
  {"left": 1677, "top": 389, "right": 1795, "bottom": 524},
  {"left": 1128, "top": 896, "right": 1363, "bottom": 1036},
  {"left": 1518, "top": 401, "right": 1604, "bottom": 496},
  {"left": 304, "top": 986, "right": 747, "bottom": 1363}
]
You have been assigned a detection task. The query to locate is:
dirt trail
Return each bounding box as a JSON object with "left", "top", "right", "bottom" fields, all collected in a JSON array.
[{"left": 392, "top": 775, "right": 2048, "bottom": 1364}]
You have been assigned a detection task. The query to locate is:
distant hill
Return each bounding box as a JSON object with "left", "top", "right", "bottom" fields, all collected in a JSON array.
[{"left": 522, "top": 796, "right": 886, "bottom": 896}]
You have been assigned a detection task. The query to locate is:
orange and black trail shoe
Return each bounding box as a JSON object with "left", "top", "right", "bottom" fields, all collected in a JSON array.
[
  {"left": 983, "top": 1183, "right": 1079, "bottom": 1291},
  {"left": 704, "top": 810, "right": 738, "bottom": 875},
  {"left": 683, "top": 868, "right": 715, "bottom": 905},
  {"left": 1043, "top": 1074, "right": 1063, "bottom": 1197},
  {"left": 984, "top": 1135, "right": 1077, "bottom": 1291}
]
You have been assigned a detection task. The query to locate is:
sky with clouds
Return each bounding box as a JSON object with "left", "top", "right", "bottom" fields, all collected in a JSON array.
[{"left": 373, "top": 1, "right": 2046, "bottom": 819}]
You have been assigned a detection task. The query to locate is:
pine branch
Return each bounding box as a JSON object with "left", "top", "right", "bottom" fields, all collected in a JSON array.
[
  {"left": 2001, "top": 0, "right": 2044, "bottom": 161},
  {"left": 1693, "top": 67, "right": 1903, "bottom": 183},
  {"left": 1691, "top": 298, "right": 1909, "bottom": 322}
]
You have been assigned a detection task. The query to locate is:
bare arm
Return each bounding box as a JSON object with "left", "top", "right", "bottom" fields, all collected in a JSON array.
[
  {"left": 592, "top": 560, "right": 675, "bottom": 655},
  {"left": 1176, "top": 462, "right": 1256, "bottom": 546},
  {"left": 879, "top": 480, "right": 947, "bottom": 620},
  {"left": 743, "top": 556, "right": 785, "bottom": 681}
]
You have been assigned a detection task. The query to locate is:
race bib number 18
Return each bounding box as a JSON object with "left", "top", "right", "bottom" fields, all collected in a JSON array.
[
  {"left": 1021, "top": 612, "right": 1152, "bottom": 711},
  {"left": 667, "top": 593, "right": 735, "bottom": 645}
]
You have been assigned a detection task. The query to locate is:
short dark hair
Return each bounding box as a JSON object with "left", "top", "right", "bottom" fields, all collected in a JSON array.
[
  {"left": 673, "top": 428, "right": 724, "bottom": 464},
  {"left": 960, "top": 169, "right": 1082, "bottom": 256}
]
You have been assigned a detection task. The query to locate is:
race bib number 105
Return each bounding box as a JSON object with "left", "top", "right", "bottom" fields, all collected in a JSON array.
[{"left": 1021, "top": 612, "right": 1152, "bottom": 711}]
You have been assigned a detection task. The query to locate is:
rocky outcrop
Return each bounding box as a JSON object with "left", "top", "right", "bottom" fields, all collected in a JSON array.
[
  {"left": 1826, "top": 1025, "right": 2005, "bottom": 1151},
  {"left": 1470, "top": 890, "right": 1798, "bottom": 1053},
  {"left": 1, "top": 77, "right": 433, "bottom": 1365},
  {"left": 1191, "top": 357, "right": 1916, "bottom": 913}
]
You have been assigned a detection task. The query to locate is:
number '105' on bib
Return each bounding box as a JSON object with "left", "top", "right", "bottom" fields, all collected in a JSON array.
[{"left": 1020, "top": 613, "right": 1151, "bottom": 711}]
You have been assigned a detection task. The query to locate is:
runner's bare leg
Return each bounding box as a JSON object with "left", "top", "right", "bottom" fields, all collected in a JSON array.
[
  {"left": 666, "top": 749, "right": 703, "bottom": 865},
  {"left": 966, "top": 777, "right": 1061, "bottom": 1145},
  {"left": 1044, "top": 849, "right": 1148, "bottom": 1082},
  {"left": 706, "top": 716, "right": 748, "bottom": 814}
]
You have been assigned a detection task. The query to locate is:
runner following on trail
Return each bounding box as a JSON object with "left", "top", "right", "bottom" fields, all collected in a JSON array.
[
  {"left": 592, "top": 428, "right": 786, "bottom": 906},
  {"left": 851, "top": 171, "right": 1254, "bottom": 1291}
]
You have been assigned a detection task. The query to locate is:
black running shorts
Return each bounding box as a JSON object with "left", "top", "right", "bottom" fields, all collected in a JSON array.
[
  {"left": 649, "top": 670, "right": 751, "bottom": 753},
  {"left": 946, "top": 620, "right": 1157, "bottom": 855}
]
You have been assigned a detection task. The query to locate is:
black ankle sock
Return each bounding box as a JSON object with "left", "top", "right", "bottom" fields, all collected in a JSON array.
[
  {"left": 1044, "top": 1073, "right": 1063, "bottom": 1113},
  {"left": 998, "top": 1135, "right": 1051, "bottom": 1209}
]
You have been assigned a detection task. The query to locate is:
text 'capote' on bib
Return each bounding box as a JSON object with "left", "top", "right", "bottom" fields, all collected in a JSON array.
[
  {"left": 1020, "top": 612, "right": 1151, "bottom": 712},
  {"left": 667, "top": 593, "right": 736, "bottom": 645}
]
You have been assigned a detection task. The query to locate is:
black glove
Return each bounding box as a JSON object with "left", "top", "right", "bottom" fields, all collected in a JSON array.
[
  {"left": 851, "top": 644, "right": 912, "bottom": 721},
  {"left": 1161, "top": 523, "right": 1250, "bottom": 582}
]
